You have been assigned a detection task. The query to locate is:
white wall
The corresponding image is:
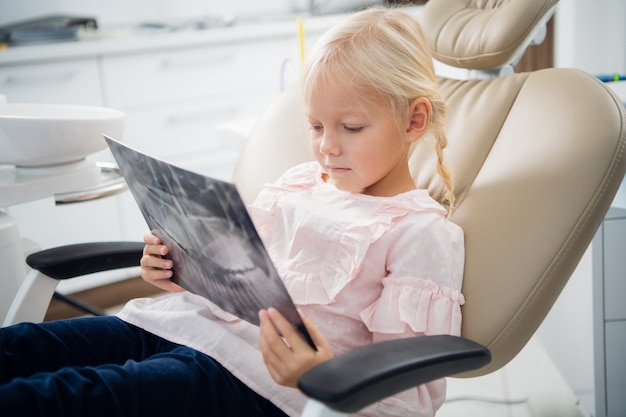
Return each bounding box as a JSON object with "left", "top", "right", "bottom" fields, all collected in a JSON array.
[{"left": 554, "top": 0, "right": 626, "bottom": 74}]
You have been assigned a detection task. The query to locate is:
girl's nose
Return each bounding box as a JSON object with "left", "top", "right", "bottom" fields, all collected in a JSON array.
[{"left": 319, "top": 132, "right": 340, "bottom": 156}]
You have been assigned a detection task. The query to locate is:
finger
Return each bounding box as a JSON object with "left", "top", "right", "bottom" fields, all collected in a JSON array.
[
  {"left": 259, "top": 310, "right": 304, "bottom": 387},
  {"left": 143, "top": 243, "right": 169, "bottom": 257},
  {"left": 140, "top": 267, "right": 171, "bottom": 285},
  {"left": 142, "top": 232, "right": 169, "bottom": 258},
  {"left": 143, "top": 232, "right": 161, "bottom": 245},
  {"left": 140, "top": 255, "right": 173, "bottom": 282},
  {"left": 140, "top": 266, "right": 185, "bottom": 293},
  {"left": 266, "top": 308, "right": 311, "bottom": 352},
  {"left": 258, "top": 310, "right": 291, "bottom": 367},
  {"left": 259, "top": 309, "right": 293, "bottom": 356},
  {"left": 140, "top": 253, "right": 173, "bottom": 270},
  {"left": 259, "top": 309, "right": 331, "bottom": 388},
  {"left": 140, "top": 264, "right": 173, "bottom": 280}
]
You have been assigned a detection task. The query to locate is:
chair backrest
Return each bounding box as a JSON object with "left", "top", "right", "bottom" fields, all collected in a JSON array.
[{"left": 233, "top": 0, "right": 626, "bottom": 377}]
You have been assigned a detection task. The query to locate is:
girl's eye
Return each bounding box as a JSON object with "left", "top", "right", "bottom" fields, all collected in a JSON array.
[
  {"left": 309, "top": 124, "right": 323, "bottom": 132},
  {"left": 344, "top": 126, "right": 363, "bottom": 133}
]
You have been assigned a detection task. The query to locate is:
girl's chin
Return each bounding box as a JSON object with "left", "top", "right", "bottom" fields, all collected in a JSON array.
[
  {"left": 322, "top": 173, "right": 366, "bottom": 194},
  {"left": 330, "top": 181, "right": 363, "bottom": 194}
]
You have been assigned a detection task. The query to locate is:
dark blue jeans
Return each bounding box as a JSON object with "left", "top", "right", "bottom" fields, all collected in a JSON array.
[{"left": 0, "top": 316, "right": 288, "bottom": 417}]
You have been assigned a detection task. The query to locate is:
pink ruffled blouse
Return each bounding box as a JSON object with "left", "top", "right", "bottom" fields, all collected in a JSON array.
[{"left": 117, "top": 161, "right": 465, "bottom": 417}]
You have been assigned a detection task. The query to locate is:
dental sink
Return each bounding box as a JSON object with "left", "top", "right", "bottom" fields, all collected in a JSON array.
[
  {"left": 0, "top": 103, "right": 123, "bottom": 322},
  {"left": 0, "top": 103, "right": 126, "bottom": 207},
  {"left": 0, "top": 103, "right": 125, "bottom": 167}
]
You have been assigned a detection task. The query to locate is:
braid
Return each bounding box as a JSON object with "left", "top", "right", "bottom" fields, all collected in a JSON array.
[
  {"left": 426, "top": 93, "right": 455, "bottom": 216},
  {"left": 434, "top": 130, "right": 456, "bottom": 215}
]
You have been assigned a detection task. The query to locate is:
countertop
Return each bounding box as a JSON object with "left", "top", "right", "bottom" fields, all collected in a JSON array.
[
  {"left": 0, "top": 13, "right": 346, "bottom": 65},
  {"left": 0, "top": 6, "right": 424, "bottom": 66}
]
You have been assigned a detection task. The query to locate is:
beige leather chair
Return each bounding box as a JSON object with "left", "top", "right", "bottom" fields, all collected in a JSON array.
[
  {"left": 234, "top": 0, "right": 626, "bottom": 415},
  {"left": 3, "top": 0, "right": 626, "bottom": 416}
]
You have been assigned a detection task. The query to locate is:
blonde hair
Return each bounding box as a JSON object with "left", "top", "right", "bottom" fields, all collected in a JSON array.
[{"left": 301, "top": 7, "right": 455, "bottom": 211}]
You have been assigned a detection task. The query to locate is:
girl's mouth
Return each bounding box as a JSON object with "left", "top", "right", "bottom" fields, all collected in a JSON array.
[{"left": 328, "top": 165, "right": 350, "bottom": 173}]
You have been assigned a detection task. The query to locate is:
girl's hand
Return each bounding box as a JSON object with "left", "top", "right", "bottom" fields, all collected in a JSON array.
[
  {"left": 140, "top": 232, "right": 185, "bottom": 293},
  {"left": 258, "top": 308, "right": 334, "bottom": 388}
]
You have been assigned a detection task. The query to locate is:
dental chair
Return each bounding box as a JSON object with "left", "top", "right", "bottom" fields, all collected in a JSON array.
[{"left": 3, "top": 0, "right": 626, "bottom": 416}]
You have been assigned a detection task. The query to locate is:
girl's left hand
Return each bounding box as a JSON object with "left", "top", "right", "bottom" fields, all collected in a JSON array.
[{"left": 258, "top": 308, "right": 334, "bottom": 388}]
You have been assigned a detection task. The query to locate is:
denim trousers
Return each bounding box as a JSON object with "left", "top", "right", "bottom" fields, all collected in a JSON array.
[{"left": 0, "top": 316, "right": 288, "bottom": 417}]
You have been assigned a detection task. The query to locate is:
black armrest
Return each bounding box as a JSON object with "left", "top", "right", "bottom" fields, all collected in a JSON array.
[
  {"left": 25, "top": 241, "right": 145, "bottom": 280},
  {"left": 298, "top": 334, "right": 491, "bottom": 413}
]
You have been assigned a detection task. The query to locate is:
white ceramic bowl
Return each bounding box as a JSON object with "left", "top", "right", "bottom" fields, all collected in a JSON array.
[{"left": 0, "top": 103, "right": 125, "bottom": 167}]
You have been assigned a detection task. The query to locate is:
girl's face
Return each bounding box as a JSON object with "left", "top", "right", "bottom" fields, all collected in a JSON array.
[{"left": 306, "top": 82, "right": 423, "bottom": 197}]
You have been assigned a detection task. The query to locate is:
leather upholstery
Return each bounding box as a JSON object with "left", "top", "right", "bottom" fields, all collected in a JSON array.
[
  {"left": 233, "top": 0, "right": 626, "bottom": 377},
  {"left": 419, "top": 0, "right": 559, "bottom": 69}
]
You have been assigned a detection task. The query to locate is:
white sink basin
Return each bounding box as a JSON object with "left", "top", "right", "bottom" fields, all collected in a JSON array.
[{"left": 0, "top": 103, "right": 125, "bottom": 167}]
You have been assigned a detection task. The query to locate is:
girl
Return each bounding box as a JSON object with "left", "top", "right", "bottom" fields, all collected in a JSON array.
[{"left": 0, "top": 7, "right": 464, "bottom": 417}]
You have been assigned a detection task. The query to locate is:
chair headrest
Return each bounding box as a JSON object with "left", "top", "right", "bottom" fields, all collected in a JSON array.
[{"left": 419, "top": 0, "right": 559, "bottom": 70}]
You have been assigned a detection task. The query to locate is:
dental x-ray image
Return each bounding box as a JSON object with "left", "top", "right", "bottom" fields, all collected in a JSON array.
[{"left": 105, "top": 136, "right": 314, "bottom": 349}]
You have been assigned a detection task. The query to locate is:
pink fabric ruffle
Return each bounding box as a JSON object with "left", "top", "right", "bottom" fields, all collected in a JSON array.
[
  {"left": 249, "top": 162, "right": 452, "bottom": 307},
  {"left": 359, "top": 276, "right": 465, "bottom": 336}
]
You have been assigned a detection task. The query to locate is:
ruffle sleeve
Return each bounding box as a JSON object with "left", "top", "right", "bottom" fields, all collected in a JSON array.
[{"left": 359, "top": 276, "right": 465, "bottom": 336}]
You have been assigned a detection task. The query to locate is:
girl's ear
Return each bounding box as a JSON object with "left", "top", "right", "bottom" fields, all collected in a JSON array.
[{"left": 405, "top": 97, "right": 431, "bottom": 143}]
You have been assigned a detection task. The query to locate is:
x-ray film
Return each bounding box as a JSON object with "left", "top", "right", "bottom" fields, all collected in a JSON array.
[{"left": 105, "top": 136, "right": 315, "bottom": 349}]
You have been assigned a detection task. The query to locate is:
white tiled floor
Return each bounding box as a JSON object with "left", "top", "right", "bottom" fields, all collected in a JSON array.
[{"left": 438, "top": 336, "right": 589, "bottom": 417}]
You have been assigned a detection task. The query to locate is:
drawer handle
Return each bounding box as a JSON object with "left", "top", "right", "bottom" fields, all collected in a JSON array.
[
  {"left": 165, "top": 105, "right": 240, "bottom": 126},
  {"left": 159, "top": 54, "right": 233, "bottom": 70},
  {"left": 3, "top": 72, "right": 79, "bottom": 85}
]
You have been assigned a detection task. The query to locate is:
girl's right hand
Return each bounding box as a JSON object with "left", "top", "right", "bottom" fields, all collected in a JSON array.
[{"left": 140, "top": 232, "right": 186, "bottom": 293}]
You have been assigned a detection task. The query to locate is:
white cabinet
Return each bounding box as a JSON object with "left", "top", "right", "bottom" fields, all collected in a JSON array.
[
  {"left": 98, "top": 38, "right": 290, "bottom": 241},
  {"left": 593, "top": 207, "right": 626, "bottom": 417},
  {"left": 0, "top": 59, "right": 104, "bottom": 105},
  {"left": 118, "top": 93, "right": 259, "bottom": 166},
  {"left": 0, "top": 56, "right": 124, "bottom": 294},
  {"left": 100, "top": 39, "right": 288, "bottom": 160},
  {"left": 111, "top": 91, "right": 272, "bottom": 242},
  {"left": 0, "top": 16, "right": 337, "bottom": 292},
  {"left": 101, "top": 40, "right": 285, "bottom": 108},
  {"left": 100, "top": 37, "right": 289, "bottom": 161}
]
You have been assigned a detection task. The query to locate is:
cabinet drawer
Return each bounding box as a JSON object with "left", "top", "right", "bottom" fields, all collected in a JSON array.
[
  {"left": 0, "top": 59, "right": 103, "bottom": 105},
  {"left": 101, "top": 40, "right": 286, "bottom": 108},
  {"left": 604, "top": 217, "right": 626, "bottom": 320},
  {"left": 119, "top": 93, "right": 266, "bottom": 158},
  {"left": 605, "top": 321, "right": 626, "bottom": 417}
]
